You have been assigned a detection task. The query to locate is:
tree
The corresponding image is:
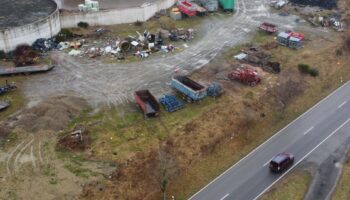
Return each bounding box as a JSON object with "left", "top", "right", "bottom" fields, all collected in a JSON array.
[{"left": 154, "top": 142, "right": 179, "bottom": 200}]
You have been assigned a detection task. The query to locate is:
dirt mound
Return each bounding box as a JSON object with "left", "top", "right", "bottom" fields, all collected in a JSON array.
[{"left": 14, "top": 95, "right": 87, "bottom": 133}]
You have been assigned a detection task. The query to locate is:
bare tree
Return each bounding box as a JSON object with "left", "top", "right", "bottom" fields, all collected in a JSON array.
[{"left": 154, "top": 141, "right": 179, "bottom": 200}]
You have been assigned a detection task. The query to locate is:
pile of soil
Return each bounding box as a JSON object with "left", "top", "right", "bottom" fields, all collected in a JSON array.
[{"left": 14, "top": 95, "right": 87, "bottom": 133}]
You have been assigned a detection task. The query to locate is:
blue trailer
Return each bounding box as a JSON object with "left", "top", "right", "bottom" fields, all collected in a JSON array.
[{"left": 171, "top": 76, "right": 207, "bottom": 102}]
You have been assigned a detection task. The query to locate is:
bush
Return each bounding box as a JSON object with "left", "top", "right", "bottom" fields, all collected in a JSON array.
[
  {"left": 0, "top": 50, "right": 6, "bottom": 59},
  {"left": 336, "top": 49, "right": 343, "bottom": 56},
  {"left": 54, "top": 28, "right": 74, "bottom": 42},
  {"left": 298, "top": 64, "right": 310, "bottom": 74},
  {"left": 13, "top": 44, "right": 38, "bottom": 67},
  {"left": 308, "top": 68, "right": 319, "bottom": 77},
  {"left": 134, "top": 20, "right": 143, "bottom": 26},
  {"left": 77, "top": 21, "right": 89, "bottom": 29}
]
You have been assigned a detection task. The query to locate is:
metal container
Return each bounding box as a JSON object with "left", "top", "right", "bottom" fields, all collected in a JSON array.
[{"left": 171, "top": 76, "right": 207, "bottom": 102}]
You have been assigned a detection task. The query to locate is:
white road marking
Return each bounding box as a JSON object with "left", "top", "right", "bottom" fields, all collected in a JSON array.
[
  {"left": 303, "top": 126, "right": 314, "bottom": 135},
  {"left": 219, "top": 193, "right": 230, "bottom": 200},
  {"left": 253, "top": 118, "right": 350, "bottom": 200},
  {"left": 263, "top": 157, "right": 274, "bottom": 167},
  {"left": 338, "top": 101, "right": 347, "bottom": 109},
  {"left": 188, "top": 81, "right": 350, "bottom": 200}
]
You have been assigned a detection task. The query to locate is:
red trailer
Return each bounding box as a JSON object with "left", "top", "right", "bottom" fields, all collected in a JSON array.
[
  {"left": 177, "top": 0, "right": 197, "bottom": 17},
  {"left": 134, "top": 90, "right": 160, "bottom": 118},
  {"left": 228, "top": 68, "right": 261, "bottom": 86},
  {"left": 259, "top": 22, "right": 278, "bottom": 33},
  {"left": 285, "top": 30, "right": 305, "bottom": 40}
]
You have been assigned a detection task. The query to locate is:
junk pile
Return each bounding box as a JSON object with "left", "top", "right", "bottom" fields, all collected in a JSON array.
[
  {"left": 228, "top": 65, "right": 261, "bottom": 86},
  {"left": 0, "top": 100, "right": 10, "bottom": 112},
  {"left": 289, "top": 0, "right": 337, "bottom": 9},
  {"left": 270, "top": 0, "right": 287, "bottom": 9},
  {"left": 32, "top": 38, "right": 58, "bottom": 52},
  {"left": 207, "top": 82, "right": 223, "bottom": 97},
  {"left": 57, "top": 124, "right": 90, "bottom": 151},
  {"left": 0, "top": 80, "right": 15, "bottom": 112},
  {"left": 159, "top": 95, "right": 184, "bottom": 112},
  {"left": 59, "top": 28, "right": 195, "bottom": 59},
  {"left": 0, "top": 81, "right": 16, "bottom": 95},
  {"left": 307, "top": 14, "right": 344, "bottom": 31},
  {"left": 197, "top": 0, "right": 219, "bottom": 12},
  {"left": 234, "top": 45, "right": 281, "bottom": 73},
  {"left": 79, "top": 0, "right": 99, "bottom": 12}
]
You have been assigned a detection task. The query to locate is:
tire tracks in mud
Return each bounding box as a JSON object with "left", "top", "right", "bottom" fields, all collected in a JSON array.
[{"left": 3, "top": 134, "right": 48, "bottom": 178}]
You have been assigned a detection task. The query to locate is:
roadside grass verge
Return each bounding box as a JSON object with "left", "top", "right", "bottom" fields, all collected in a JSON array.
[
  {"left": 331, "top": 152, "right": 350, "bottom": 200},
  {"left": 167, "top": 29, "right": 350, "bottom": 199},
  {"left": 260, "top": 170, "right": 312, "bottom": 200}
]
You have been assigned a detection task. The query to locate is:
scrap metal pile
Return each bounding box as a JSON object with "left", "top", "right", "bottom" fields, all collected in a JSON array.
[
  {"left": 307, "top": 14, "right": 344, "bottom": 31},
  {"left": 228, "top": 66, "right": 261, "bottom": 86},
  {"left": 57, "top": 28, "right": 194, "bottom": 59}
]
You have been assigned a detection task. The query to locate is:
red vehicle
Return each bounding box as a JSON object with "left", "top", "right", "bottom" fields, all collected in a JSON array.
[
  {"left": 285, "top": 30, "right": 305, "bottom": 40},
  {"left": 259, "top": 22, "right": 278, "bottom": 33},
  {"left": 228, "top": 68, "right": 261, "bottom": 86},
  {"left": 177, "top": 0, "right": 197, "bottom": 17},
  {"left": 134, "top": 90, "right": 160, "bottom": 118}
]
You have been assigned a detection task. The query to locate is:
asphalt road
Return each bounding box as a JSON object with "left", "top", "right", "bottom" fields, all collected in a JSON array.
[{"left": 189, "top": 81, "right": 350, "bottom": 200}]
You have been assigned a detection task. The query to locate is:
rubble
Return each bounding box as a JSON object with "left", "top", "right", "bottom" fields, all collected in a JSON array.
[
  {"left": 57, "top": 124, "right": 91, "bottom": 151},
  {"left": 32, "top": 38, "right": 57, "bottom": 52}
]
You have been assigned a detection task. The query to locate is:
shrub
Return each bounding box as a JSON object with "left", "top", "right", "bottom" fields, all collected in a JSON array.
[
  {"left": 77, "top": 21, "right": 89, "bottom": 29},
  {"left": 308, "top": 68, "right": 319, "bottom": 77},
  {"left": 134, "top": 20, "right": 143, "bottom": 26},
  {"left": 0, "top": 50, "right": 6, "bottom": 59},
  {"left": 298, "top": 64, "right": 310, "bottom": 74},
  {"left": 336, "top": 49, "right": 343, "bottom": 56},
  {"left": 54, "top": 28, "right": 74, "bottom": 42},
  {"left": 13, "top": 44, "right": 38, "bottom": 67}
]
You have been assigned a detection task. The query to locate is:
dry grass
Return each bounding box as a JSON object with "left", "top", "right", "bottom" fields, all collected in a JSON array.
[
  {"left": 331, "top": 153, "right": 350, "bottom": 200},
  {"left": 166, "top": 28, "right": 350, "bottom": 199},
  {"left": 260, "top": 170, "right": 312, "bottom": 200}
]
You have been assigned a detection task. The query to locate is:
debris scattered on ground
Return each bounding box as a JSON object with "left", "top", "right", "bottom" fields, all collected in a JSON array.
[
  {"left": 0, "top": 100, "right": 10, "bottom": 112},
  {"left": 57, "top": 124, "right": 91, "bottom": 151},
  {"left": 228, "top": 65, "right": 261, "bottom": 86},
  {"left": 270, "top": 0, "right": 287, "bottom": 9},
  {"left": 32, "top": 38, "right": 58, "bottom": 52},
  {"left": 307, "top": 14, "right": 344, "bottom": 31},
  {"left": 0, "top": 80, "right": 16, "bottom": 95}
]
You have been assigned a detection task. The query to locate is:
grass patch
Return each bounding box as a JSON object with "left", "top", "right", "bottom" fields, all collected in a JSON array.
[
  {"left": 260, "top": 170, "right": 312, "bottom": 200},
  {"left": 331, "top": 153, "right": 350, "bottom": 200},
  {"left": 67, "top": 97, "right": 216, "bottom": 161},
  {"left": 64, "top": 163, "right": 97, "bottom": 178},
  {"left": 0, "top": 76, "right": 26, "bottom": 121},
  {"left": 167, "top": 28, "right": 349, "bottom": 199}
]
